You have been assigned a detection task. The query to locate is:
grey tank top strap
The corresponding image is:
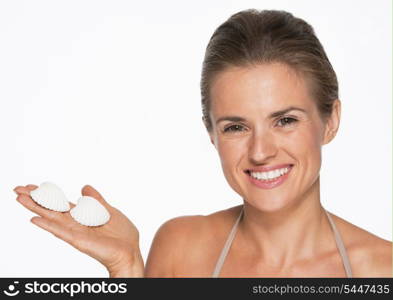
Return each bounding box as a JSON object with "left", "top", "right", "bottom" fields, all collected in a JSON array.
[{"left": 212, "top": 206, "right": 353, "bottom": 278}]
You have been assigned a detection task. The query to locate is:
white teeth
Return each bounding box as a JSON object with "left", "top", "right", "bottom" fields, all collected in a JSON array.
[{"left": 250, "top": 167, "right": 290, "bottom": 181}]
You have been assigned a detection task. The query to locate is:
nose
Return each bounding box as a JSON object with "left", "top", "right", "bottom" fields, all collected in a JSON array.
[{"left": 248, "top": 130, "right": 278, "bottom": 164}]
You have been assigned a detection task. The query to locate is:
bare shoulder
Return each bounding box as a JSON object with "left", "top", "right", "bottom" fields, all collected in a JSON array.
[
  {"left": 144, "top": 205, "right": 243, "bottom": 277},
  {"left": 329, "top": 213, "right": 392, "bottom": 277}
]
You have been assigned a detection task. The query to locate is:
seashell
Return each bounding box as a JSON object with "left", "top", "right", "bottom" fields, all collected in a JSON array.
[
  {"left": 70, "top": 196, "right": 110, "bottom": 227},
  {"left": 30, "top": 182, "right": 70, "bottom": 212}
]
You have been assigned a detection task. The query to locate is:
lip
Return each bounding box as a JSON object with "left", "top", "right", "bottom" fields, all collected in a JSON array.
[
  {"left": 245, "top": 164, "right": 293, "bottom": 189},
  {"left": 245, "top": 164, "right": 293, "bottom": 173}
]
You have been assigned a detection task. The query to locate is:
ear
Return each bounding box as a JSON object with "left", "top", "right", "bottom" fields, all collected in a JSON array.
[
  {"left": 209, "top": 133, "right": 216, "bottom": 147},
  {"left": 208, "top": 129, "right": 217, "bottom": 148},
  {"left": 202, "top": 116, "right": 217, "bottom": 147},
  {"left": 322, "top": 99, "right": 341, "bottom": 145}
]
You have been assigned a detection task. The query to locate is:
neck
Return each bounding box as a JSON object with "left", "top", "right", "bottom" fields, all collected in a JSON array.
[{"left": 239, "top": 178, "right": 333, "bottom": 268}]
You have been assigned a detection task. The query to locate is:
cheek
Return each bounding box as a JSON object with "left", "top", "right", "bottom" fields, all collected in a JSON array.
[
  {"left": 217, "top": 139, "right": 245, "bottom": 167},
  {"left": 215, "top": 138, "right": 248, "bottom": 196},
  {"left": 282, "top": 124, "right": 323, "bottom": 171},
  {"left": 216, "top": 138, "right": 248, "bottom": 178}
]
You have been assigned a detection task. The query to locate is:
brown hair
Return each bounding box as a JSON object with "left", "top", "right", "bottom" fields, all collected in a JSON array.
[{"left": 200, "top": 9, "right": 339, "bottom": 132}]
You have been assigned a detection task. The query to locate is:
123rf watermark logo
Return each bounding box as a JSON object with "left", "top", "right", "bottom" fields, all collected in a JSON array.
[{"left": 3, "top": 280, "right": 127, "bottom": 297}]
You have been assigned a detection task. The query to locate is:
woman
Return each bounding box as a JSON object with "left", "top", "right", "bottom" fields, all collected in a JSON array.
[{"left": 14, "top": 9, "right": 391, "bottom": 277}]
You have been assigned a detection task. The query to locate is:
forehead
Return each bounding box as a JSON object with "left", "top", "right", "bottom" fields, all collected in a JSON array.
[{"left": 209, "top": 63, "right": 315, "bottom": 117}]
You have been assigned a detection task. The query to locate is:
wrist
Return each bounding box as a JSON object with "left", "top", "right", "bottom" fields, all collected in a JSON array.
[{"left": 108, "top": 249, "right": 144, "bottom": 278}]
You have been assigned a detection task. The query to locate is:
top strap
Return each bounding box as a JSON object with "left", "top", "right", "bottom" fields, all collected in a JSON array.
[
  {"left": 324, "top": 209, "right": 353, "bottom": 277},
  {"left": 212, "top": 207, "right": 244, "bottom": 277},
  {"left": 212, "top": 207, "right": 353, "bottom": 278}
]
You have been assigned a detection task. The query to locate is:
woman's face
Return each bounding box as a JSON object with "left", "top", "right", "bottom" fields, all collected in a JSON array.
[{"left": 208, "top": 62, "right": 340, "bottom": 212}]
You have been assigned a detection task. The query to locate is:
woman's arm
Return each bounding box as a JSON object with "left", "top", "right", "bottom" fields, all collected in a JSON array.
[{"left": 14, "top": 184, "right": 144, "bottom": 277}]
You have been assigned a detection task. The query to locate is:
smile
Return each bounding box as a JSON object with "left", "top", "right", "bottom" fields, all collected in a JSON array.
[{"left": 245, "top": 164, "right": 293, "bottom": 189}]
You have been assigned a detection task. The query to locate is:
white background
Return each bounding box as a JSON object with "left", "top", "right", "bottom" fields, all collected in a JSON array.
[{"left": 1, "top": 0, "right": 391, "bottom": 277}]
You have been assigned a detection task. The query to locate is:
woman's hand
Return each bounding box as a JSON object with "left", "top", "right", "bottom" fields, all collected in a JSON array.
[{"left": 13, "top": 184, "right": 144, "bottom": 277}]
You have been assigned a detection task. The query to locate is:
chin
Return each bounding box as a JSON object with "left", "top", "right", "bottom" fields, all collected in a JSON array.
[{"left": 244, "top": 194, "right": 295, "bottom": 213}]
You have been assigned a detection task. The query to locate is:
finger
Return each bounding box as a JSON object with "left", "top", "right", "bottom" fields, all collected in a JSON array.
[
  {"left": 30, "top": 216, "right": 73, "bottom": 244},
  {"left": 15, "top": 185, "right": 76, "bottom": 208},
  {"left": 17, "top": 194, "right": 60, "bottom": 221},
  {"left": 14, "top": 186, "right": 36, "bottom": 196},
  {"left": 13, "top": 186, "right": 22, "bottom": 195},
  {"left": 81, "top": 185, "right": 112, "bottom": 209},
  {"left": 26, "top": 184, "right": 39, "bottom": 190},
  {"left": 15, "top": 186, "right": 75, "bottom": 213},
  {"left": 14, "top": 185, "right": 37, "bottom": 196}
]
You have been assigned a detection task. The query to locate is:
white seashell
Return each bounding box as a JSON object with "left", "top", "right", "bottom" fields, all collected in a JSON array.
[
  {"left": 30, "top": 182, "right": 70, "bottom": 212},
  {"left": 70, "top": 196, "right": 110, "bottom": 227}
]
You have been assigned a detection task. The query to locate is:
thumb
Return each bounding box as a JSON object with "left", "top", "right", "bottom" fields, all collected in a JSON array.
[{"left": 81, "top": 184, "right": 112, "bottom": 209}]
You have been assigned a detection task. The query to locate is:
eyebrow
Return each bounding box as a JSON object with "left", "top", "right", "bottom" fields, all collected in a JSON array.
[{"left": 216, "top": 106, "right": 307, "bottom": 124}]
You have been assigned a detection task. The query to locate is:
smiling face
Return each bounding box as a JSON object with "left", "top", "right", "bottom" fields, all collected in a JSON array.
[{"left": 208, "top": 62, "right": 340, "bottom": 212}]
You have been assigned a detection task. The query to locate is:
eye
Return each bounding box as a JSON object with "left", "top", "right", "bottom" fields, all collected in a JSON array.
[
  {"left": 223, "top": 124, "right": 247, "bottom": 133},
  {"left": 276, "top": 117, "right": 298, "bottom": 127}
]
